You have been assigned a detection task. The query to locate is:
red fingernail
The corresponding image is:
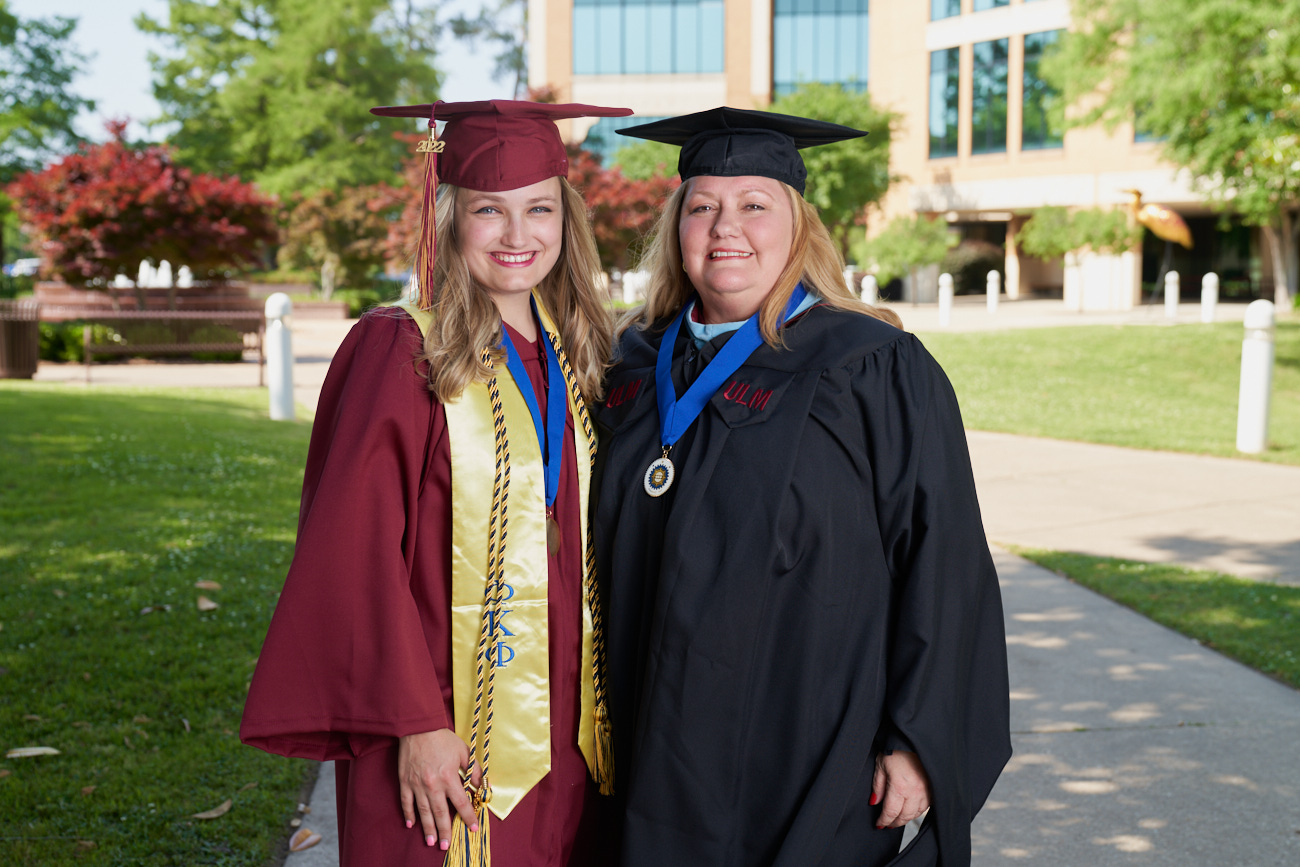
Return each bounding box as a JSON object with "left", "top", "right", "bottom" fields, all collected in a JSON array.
[
  {"left": 869, "top": 792, "right": 879, "bottom": 806},
  {"left": 876, "top": 824, "right": 885, "bottom": 830},
  {"left": 425, "top": 835, "right": 435, "bottom": 847}
]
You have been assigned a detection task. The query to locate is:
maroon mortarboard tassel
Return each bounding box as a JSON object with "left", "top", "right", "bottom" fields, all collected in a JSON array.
[{"left": 371, "top": 100, "right": 633, "bottom": 309}]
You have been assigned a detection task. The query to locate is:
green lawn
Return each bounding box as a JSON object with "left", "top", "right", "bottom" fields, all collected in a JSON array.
[
  {"left": 919, "top": 320, "right": 1300, "bottom": 465},
  {"left": 1015, "top": 548, "right": 1300, "bottom": 690},
  {"left": 0, "top": 384, "right": 314, "bottom": 866}
]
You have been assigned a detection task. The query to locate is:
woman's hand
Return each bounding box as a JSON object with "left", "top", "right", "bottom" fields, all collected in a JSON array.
[
  {"left": 397, "top": 729, "right": 483, "bottom": 850},
  {"left": 871, "top": 750, "right": 931, "bottom": 829}
]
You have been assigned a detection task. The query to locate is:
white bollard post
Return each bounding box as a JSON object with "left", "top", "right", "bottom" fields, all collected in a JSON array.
[
  {"left": 1164, "top": 271, "right": 1180, "bottom": 320},
  {"left": 986, "top": 270, "right": 1000, "bottom": 314},
  {"left": 1201, "top": 272, "right": 1219, "bottom": 324},
  {"left": 265, "top": 293, "right": 295, "bottom": 422},
  {"left": 1236, "top": 300, "right": 1275, "bottom": 454},
  {"left": 860, "top": 274, "right": 878, "bottom": 305},
  {"left": 938, "top": 272, "right": 954, "bottom": 327}
]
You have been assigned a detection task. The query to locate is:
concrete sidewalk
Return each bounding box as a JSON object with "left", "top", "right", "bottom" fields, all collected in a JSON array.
[{"left": 23, "top": 300, "right": 1300, "bottom": 864}]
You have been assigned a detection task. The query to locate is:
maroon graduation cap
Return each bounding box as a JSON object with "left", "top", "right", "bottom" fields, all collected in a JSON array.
[{"left": 371, "top": 100, "right": 633, "bottom": 307}]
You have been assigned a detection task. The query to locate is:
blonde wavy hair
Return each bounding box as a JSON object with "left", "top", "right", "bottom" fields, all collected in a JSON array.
[
  {"left": 415, "top": 179, "right": 613, "bottom": 403},
  {"left": 626, "top": 179, "right": 901, "bottom": 341}
]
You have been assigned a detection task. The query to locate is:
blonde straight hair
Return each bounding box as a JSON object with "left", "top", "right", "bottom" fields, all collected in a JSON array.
[
  {"left": 627, "top": 179, "right": 901, "bottom": 341},
  {"left": 415, "top": 179, "right": 613, "bottom": 403}
]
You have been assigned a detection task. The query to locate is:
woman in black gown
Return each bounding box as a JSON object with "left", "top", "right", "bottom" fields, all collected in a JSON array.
[{"left": 592, "top": 107, "right": 1011, "bottom": 867}]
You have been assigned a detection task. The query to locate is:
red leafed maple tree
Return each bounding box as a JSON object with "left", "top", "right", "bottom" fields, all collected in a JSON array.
[
  {"left": 5, "top": 120, "right": 277, "bottom": 288},
  {"left": 567, "top": 147, "right": 678, "bottom": 271}
]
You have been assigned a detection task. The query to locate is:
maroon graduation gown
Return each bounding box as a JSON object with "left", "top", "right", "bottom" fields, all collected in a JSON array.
[{"left": 241, "top": 311, "right": 597, "bottom": 866}]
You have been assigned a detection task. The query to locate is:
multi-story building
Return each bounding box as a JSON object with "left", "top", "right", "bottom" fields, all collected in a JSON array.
[{"left": 528, "top": 0, "right": 1272, "bottom": 309}]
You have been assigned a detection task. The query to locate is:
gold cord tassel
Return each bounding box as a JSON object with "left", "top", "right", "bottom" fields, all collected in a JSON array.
[
  {"left": 546, "top": 331, "right": 616, "bottom": 795},
  {"left": 594, "top": 702, "right": 614, "bottom": 795},
  {"left": 445, "top": 787, "right": 491, "bottom": 867}
]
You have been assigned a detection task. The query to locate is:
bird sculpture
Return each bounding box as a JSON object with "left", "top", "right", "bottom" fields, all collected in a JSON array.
[
  {"left": 1122, "top": 189, "right": 1193, "bottom": 249},
  {"left": 1122, "top": 189, "right": 1192, "bottom": 303}
]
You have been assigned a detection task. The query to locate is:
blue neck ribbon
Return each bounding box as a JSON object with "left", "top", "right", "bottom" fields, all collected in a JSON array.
[
  {"left": 655, "top": 284, "right": 808, "bottom": 451},
  {"left": 499, "top": 297, "right": 566, "bottom": 509}
]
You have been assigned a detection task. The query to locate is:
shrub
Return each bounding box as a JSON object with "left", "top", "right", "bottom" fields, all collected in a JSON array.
[
  {"left": 0, "top": 273, "right": 35, "bottom": 299},
  {"left": 334, "top": 287, "right": 388, "bottom": 318},
  {"left": 941, "top": 240, "right": 1005, "bottom": 295},
  {"left": 38, "top": 322, "right": 122, "bottom": 362},
  {"left": 188, "top": 324, "right": 244, "bottom": 362}
]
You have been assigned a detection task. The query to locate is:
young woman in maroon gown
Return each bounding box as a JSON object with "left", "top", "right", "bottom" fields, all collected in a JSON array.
[{"left": 241, "top": 100, "right": 629, "bottom": 866}]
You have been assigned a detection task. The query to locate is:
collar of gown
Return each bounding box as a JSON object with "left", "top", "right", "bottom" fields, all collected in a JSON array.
[{"left": 684, "top": 291, "right": 821, "bottom": 347}]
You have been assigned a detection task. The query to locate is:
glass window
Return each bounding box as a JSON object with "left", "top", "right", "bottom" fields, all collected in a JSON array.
[
  {"left": 973, "top": 0, "right": 1009, "bottom": 10},
  {"left": 971, "top": 38, "right": 1008, "bottom": 155},
  {"left": 929, "top": 47, "right": 959, "bottom": 159},
  {"left": 582, "top": 115, "right": 670, "bottom": 161},
  {"left": 931, "top": 0, "right": 960, "bottom": 20},
  {"left": 1022, "top": 30, "right": 1062, "bottom": 150},
  {"left": 572, "top": 0, "right": 723, "bottom": 75},
  {"left": 773, "top": 0, "right": 869, "bottom": 97}
]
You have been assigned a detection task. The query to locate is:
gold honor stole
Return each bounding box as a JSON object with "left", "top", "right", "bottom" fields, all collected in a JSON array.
[{"left": 396, "top": 294, "right": 597, "bottom": 819}]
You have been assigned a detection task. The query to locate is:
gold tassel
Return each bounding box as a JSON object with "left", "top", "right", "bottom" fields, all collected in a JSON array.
[
  {"left": 594, "top": 702, "right": 614, "bottom": 796},
  {"left": 444, "top": 788, "right": 491, "bottom": 867}
]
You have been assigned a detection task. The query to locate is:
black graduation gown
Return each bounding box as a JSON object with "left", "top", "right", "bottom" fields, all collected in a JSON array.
[{"left": 591, "top": 304, "right": 1011, "bottom": 867}]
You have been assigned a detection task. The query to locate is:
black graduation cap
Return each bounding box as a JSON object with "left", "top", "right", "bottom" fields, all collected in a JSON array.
[{"left": 615, "top": 106, "right": 868, "bottom": 195}]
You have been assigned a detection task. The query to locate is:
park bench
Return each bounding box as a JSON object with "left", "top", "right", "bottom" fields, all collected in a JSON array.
[{"left": 73, "top": 310, "right": 266, "bottom": 384}]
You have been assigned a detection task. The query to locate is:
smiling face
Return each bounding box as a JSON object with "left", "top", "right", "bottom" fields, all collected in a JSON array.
[
  {"left": 678, "top": 175, "right": 795, "bottom": 323},
  {"left": 456, "top": 177, "right": 564, "bottom": 322}
]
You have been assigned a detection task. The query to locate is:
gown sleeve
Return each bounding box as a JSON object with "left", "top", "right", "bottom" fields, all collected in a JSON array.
[
  {"left": 240, "top": 311, "right": 454, "bottom": 762},
  {"left": 859, "top": 334, "right": 1012, "bottom": 866}
]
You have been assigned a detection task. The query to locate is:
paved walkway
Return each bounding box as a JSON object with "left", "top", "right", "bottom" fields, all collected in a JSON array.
[{"left": 24, "top": 299, "right": 1300, "bottom": 864}]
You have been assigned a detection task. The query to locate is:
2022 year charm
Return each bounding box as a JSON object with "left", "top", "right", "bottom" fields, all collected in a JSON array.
[{"left": 643, "top": 449, "right": 675, "bottom": 497}]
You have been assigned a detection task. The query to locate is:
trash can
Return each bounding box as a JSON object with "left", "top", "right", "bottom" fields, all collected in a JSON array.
[{"left": 0, "top": 299, "right": 41, "bottom": 379}]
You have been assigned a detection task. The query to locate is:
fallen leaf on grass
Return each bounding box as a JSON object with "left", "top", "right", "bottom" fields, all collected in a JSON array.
[
  {"left": 139, "top": 605, "right": 172, "bottom": 615},
  {"left": 76, "top": 840, "right": 95, "bottom": 850},
  {"left": 192, "top": 799, "right": 232, "bottom": 820},
  {"left": 194, "top": 580, "right": 222, "bottom": 591},
  {"left": 289, "top": 828, "right": 322, "bottom": 852},
  {"left": 81, "top": 785, "right": 96, "bottom": 795},
  {"left": 133, "top": 715, "right": 151, "bottom": 724},
  {"left": 6, "top": 746, "right": 61, "bottom": 758},
  {"left": 72, "top": 721, "right": 91, "bottom": 729},
  {"left": 53, "top": 588, "right": 66, "bottom": 598},
  {"left": 182, "top": 718, "right": 191, "bottom": 733},
  {"left": 82, "top": 672, "right": 91, "bottom": 681},
  {"left": 237, "top": 781, "right": 257, "bottom": 792},
  {"left": 196, "top": 596, "right": 219, "bottom": 612},
  {"left": 23, "top": 714, "right": 41, "bottom": 721},
  {"left": 0, "top": 769, "right": 10, "bottom": 778}
]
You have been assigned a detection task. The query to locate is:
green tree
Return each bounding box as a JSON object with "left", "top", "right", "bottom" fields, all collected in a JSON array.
[
  {"left": 450, "top": 0, "right": 526, "bottom": 97},
  {"left": 852, "top": 214, "right": 956, "bottom": 289},
  {"left": 1044, "top": 0, "right": 1300, "bottom": 306},
  {"left": 768, "top": 84, "right": 899, "bottom": 257},
  {"left": 1016, "top": 206, "right": 1140, "bottom": 260},
  {"left": 0, "top": 0, "right": 93, "bottom": 264},
  {"left": 137, "top": 0, "right": 440, "bottom": 197},
  {"left": 610, "top": 139, "right": 680, "bottom": 181}
]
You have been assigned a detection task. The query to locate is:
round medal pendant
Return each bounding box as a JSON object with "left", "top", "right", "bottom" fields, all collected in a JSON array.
[{"left": 643, "top": 456, "right": 676, "bottom": 497}]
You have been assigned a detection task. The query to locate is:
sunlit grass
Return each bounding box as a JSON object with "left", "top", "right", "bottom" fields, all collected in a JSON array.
[
  {"left": 0, "top": 383, "right": 314, "bottom": 866},
  {"left": 920, "top": 320, "right": 1300, "bottom": 465},
  {"left": 1014, "top": 548, "right": 1300, "bottom": 689}
]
